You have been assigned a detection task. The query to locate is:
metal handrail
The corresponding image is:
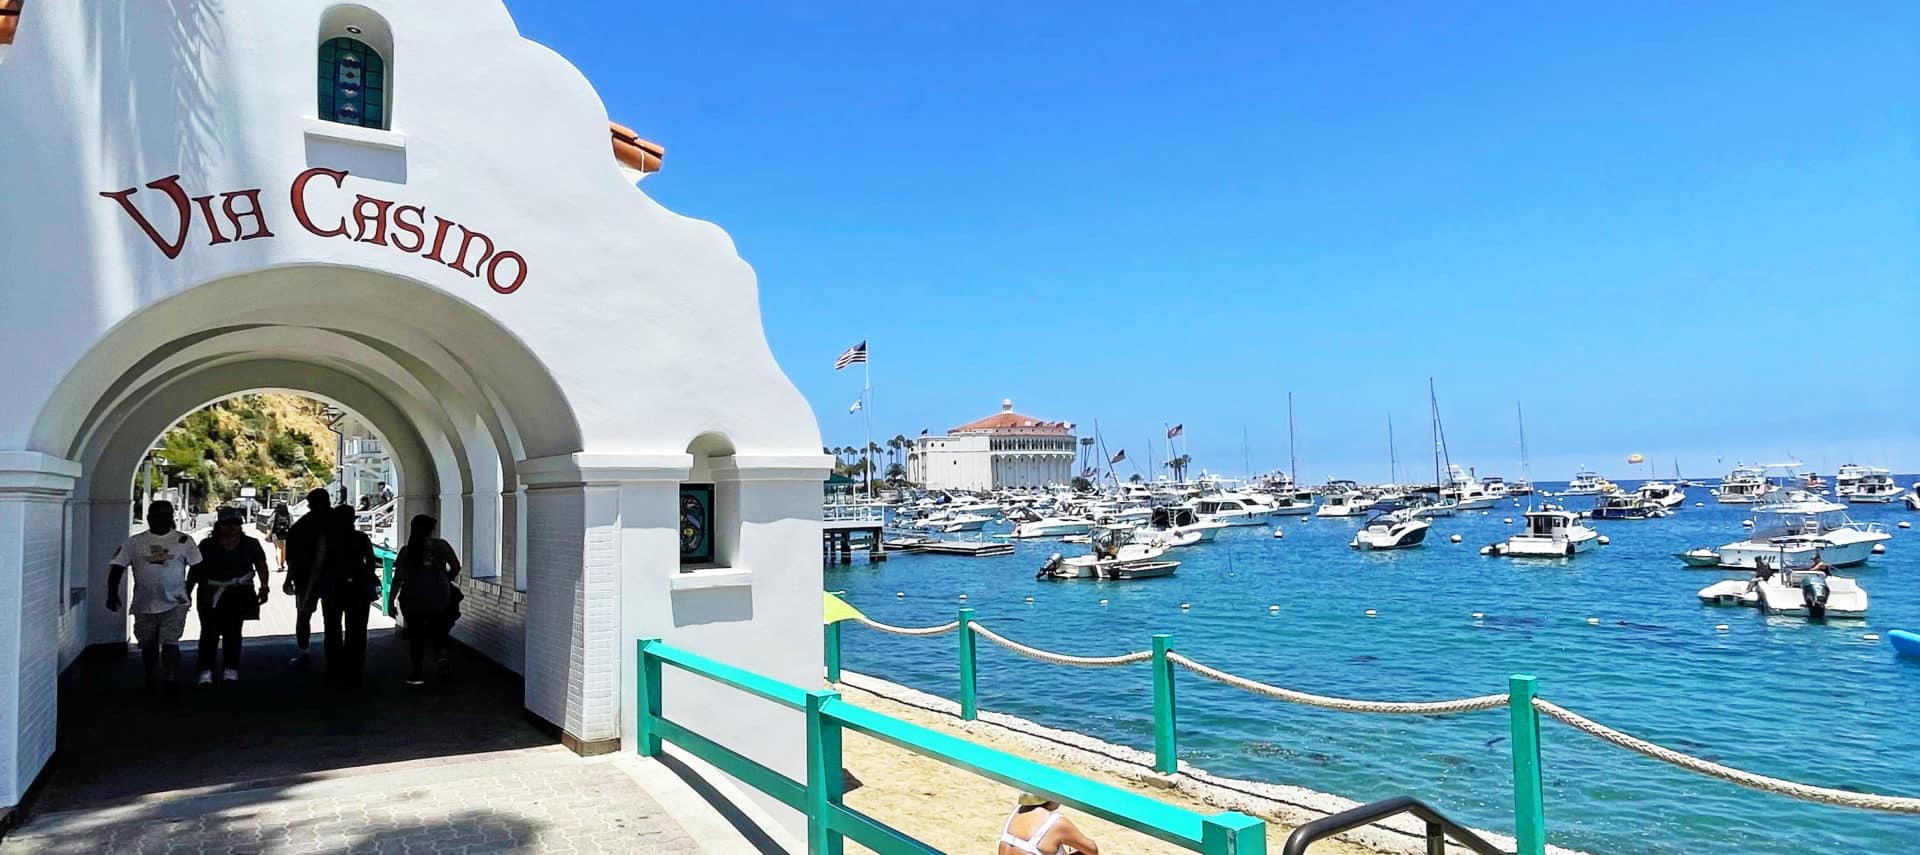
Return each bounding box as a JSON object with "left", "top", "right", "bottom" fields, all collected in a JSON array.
[{"left": 1281, "top": 795, "right": 1505, "bottom": 855}]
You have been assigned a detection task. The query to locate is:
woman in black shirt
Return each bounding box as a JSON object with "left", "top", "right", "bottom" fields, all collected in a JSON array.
[{"left": 187, "top": 509, "right": 270, "bottom": 684}]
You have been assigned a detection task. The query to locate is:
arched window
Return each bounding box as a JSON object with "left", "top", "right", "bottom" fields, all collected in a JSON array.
[{"left": 318, "top": 36, "right": 387, "bottom": 128}]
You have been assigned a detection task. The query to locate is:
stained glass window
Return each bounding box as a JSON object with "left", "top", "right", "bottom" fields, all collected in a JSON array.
[
  {"left": 318, "top": 36, "right": 386, "bottom": 129},
  {"left": 679, "top": 484, "right": 715, "bottom": 565}
]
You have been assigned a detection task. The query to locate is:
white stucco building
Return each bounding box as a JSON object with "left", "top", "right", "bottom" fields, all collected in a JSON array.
[
  {"left": 0, "top": 0, "right": 827, "bottom": 829},
  {"left": 908, "top": 400, "right": 1077, "bottom": 491}
]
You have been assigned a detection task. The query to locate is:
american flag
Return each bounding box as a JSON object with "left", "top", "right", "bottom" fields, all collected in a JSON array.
[
  {"left": 1109, "top": 449, "right": 1127, "bottom": 464},
  {"left": 834, "top": 341, "right": 868, "bottom": 370},
  {"left": 1166, "top": 423, "right": 1184, "bottom": 439},
  {"left": 1080, "top": 466, "right": 1097, "bottom": 478}
]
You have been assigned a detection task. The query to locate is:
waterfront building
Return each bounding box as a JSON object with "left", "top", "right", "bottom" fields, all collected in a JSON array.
[
  {"left": 0, "top": 0, "right": 827, "bottom": 833},
  {"left": 908, "top": 399, "right": 1077, "bottom": 490}
]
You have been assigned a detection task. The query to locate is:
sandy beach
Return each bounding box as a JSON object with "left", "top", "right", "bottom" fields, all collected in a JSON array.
[{"left": 831, "top": 670, "right": 1562, "bottom": 855}]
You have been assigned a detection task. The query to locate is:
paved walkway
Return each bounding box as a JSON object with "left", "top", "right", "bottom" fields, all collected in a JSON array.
[
  {"left": 3, "top": 747, "right": 703, "bottom": 854},
  {"left": 4, "top": 631, "right": 779, "bottom": 854}
]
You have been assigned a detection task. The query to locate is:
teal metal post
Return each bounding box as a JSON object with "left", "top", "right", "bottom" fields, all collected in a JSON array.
[
  {"left": 824, "top": 621, "right": 843, "bottom": 684},
  {"left": 1508, "top": 674, "right": 1546, "bottom": 855},
  {"left": 1151, "top": 633, "right": 1177, "bottom": 775},
  {"left": 1200, "top": 812, "right": 1265, "bottom": 855},
  {"left": 636, "top": 638, "right": 663, "bottom": 757},
  {"left": 375, "top": 549, "right": 396, "bottom": 616},
  {"left": 957, "top": 608, "right": 978, "bottom": 721},
  {"left": 805, "top": 690, "right": 846, "bottom": 855}
]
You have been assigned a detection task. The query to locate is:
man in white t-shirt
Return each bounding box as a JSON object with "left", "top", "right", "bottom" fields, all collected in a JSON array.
[{"left": 108, "top": 500, "right": 202, "bottom": 692}]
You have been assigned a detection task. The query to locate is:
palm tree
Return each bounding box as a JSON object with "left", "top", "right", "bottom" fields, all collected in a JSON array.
[
  {"left": 1079, "top": 436, "right": 1096, "bottom": 470},
  {"left": 1129, "top": 473, "right": 1144, "bottom": 484},
  {"left": 1167, "top": 454, "right": 1192, "bottom": 482}
]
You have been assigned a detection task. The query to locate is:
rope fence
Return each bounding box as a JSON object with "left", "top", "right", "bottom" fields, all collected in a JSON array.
[
  {"left": 833, "top": 605, "right": 1920, "bottom": 853},
  {"left": 1166, "top": 651, "right": 1509, "bottom": 716},
  {"left": 969, "top": 622, "right": 1152, "bottom": 668},
  {"left": 1534, "top": 697, "right": 1920, "bottom": 815}
]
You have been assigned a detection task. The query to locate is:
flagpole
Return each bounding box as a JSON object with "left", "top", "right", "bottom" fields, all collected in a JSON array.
[{"left": 863, "top": 340, "right": 874, "bottom": 500}]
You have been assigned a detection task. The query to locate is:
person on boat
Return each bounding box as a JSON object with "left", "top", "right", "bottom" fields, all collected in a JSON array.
[
  {"left": 997, "top": 792, "right": 1100, "bottom": 855},
  {"left": 1745, "top": 557, "right": 1775, "bottom": 594},
  {"left": 1805, "top": 551, "right": 1833, "bottom": 576}
]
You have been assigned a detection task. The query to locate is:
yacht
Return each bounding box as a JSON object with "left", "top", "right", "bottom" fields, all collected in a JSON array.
[
  {"left": 1487, "top": 505, "right": 1599, "bottom": 557},
  {"left": 908, "top": 511, "right": 992, "bottom": 533},
  {"left": 1350, "top": 509, "right": 1430, "bottom": 551},
  {"left": 1037, "top": 527, "right": 1179, "bottom": 580},
  {"left": 1800, "top": 473, "right": 1829, "bottom": 495},
  {"left": 1678, "top": 491, "right": 1890, "bottom": 570},
  {"left": 1186, "top": 493, "right": 1274, "bottom": 526},
  {"left": 1506, "top": 479, "right": 1535, "bottom": 497},
  {"left": 1589, "top": 492, "right": 1667, "bottom": 520},
  {"left": 1562, "top": 469, "right": 1614, "bottom": 497},
  {"left": 1833, "top": 464, "right": 1870, "bottom": 498},
  {"left": 1136, "top": 507, "right": 1228, "bottom": 544},
  {"left": 1712, "top": 465, "right": 1770, "bottom": 504},
  {"left": 1905, "top": 483, "right": 1920, "bottom": 511},
  {"left": 1315, "top": 490, "right": 1375, "bottom": 518},
  {"left": 1439, "top": 465, "right": 1499, "bottom": 510},
  {"left": 1408, "top": 496, "right": 1459, "bottom": 518},
  {"left": 1478, "top": 476, "right": 1512, "bottom": 502},
  {"left": 1008, "top": 517, "right": 1092, "bottom": 539},
  {"left": 1843, "top": 468, "right": 1901, "bottom": 503},
  {"left": 1634, "top": 480, "right": 1686, "bottom": 510}
]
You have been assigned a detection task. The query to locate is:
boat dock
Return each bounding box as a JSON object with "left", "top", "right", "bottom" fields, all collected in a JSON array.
[{"left": 824, "top": 505, "right": 887, "bottom": 564}]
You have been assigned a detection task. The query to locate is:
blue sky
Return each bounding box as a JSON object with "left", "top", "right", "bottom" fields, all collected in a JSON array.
[{"left": 518, "top": 3, "right": 1918, "bottom": 483}]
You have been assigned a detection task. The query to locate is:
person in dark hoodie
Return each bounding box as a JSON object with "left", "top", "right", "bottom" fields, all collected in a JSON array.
[
  {"left": 282, "top": 488, "right": 331, "bottom": 668},
  {"left": 313, "top": 504, "right": 378, "bottom": 686}
]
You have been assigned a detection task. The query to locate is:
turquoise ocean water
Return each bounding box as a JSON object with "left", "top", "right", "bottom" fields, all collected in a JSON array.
[{"left": 828, "top": 481, "right": 1920, "bottom": 854}]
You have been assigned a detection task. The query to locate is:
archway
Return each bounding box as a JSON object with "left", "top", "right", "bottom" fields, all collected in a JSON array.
[{"left": 15, "top": 265, "right": 591, "bottom": 808}]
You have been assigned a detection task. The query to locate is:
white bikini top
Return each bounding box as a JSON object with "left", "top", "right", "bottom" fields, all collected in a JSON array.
[{"left": 999, "top": 809, "right": 1064, "bottom": 855}]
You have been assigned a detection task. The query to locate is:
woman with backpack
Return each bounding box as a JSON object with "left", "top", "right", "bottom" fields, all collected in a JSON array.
[
  {"left": 387, "top": 514, "right": 462, "bottom": 686},
  {"left": 267, "top": 503, "right": 293, "bottom": 571}
]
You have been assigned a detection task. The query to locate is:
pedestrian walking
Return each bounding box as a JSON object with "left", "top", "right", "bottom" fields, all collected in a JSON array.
[
  {"left": 107, "top": 500, "right": 200, "bottom": 693},
  {"left": 283, "top": 488, "right": 329, "bottom": 667},
  {"left": 268, "top": 502, "right": 293, "bottom": 570},
  {"left": 387, "top": 514, "right": 463, "bottom": 685},
  {"left": 314, "top": 504, "right": 378, "bottom": 686},
  {"left": 187, "top": 508, "right": 270, "bottom": 685}
]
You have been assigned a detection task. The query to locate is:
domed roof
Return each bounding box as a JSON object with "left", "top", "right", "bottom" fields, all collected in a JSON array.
[{"left": 951, "top": 399, "right": 1072, "bottom": 434}]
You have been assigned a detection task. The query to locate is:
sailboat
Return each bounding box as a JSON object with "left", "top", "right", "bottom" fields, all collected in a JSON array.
[
  {"left": 1509, "top": 408, "right": 1535, "bottom": 496},
  {"left": 1410, "top": 380, "right": 1459, "bottom": 518}
]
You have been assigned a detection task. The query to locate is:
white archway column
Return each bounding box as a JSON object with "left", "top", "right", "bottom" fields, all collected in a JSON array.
[
  {"left": 0, "top": 452, "right": 81, "bottom": 811},
  {"left": 517, "top": 453, "right": 693, "bottom": 754}
]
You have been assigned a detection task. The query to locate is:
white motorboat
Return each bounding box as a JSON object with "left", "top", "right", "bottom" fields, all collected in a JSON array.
[
  {"left": 1843, "top": 468, "right": 1901, "bottom": 503},
  {"left": 1587, "top": 492, "right": 1667, "bottom": 520},
  {"left": 1439, "top": 465, "right": 1499, "bottom": 510},
  {"left": 1408, "top": 496, "right": 1459, "bottom": 518},
  {"left": 1634, "top": 480, "right": 1686, "bottom": 509},
  {"left": 909, "top": 511, "right": 992, "bottom": 533},
  {"left": 1698, "top": 571, "right": 1868, "bottom": 619},
  {"left": 1315, "top": 490, "right": 1375, "bottom": 518},
  {"left": 1486, "top": 505, "right": 1598, "bottom": 558},
  {"left": 1037, "top": 528, "right": 1179, "bottom": 580},
  {"left": 1833, "top": 463, "right": 1871, "bottom": 499},
  {"left": 1562, "top": 469, "right": 1615, "bottom": 497},
  {"left": 1479, "top": 476, "right": 1512, "bottom": 502},
  {"left": 1905, "top": 483, "right": 1920, "bottom": 511},
  {"left": 1009, "top": 517, "right": 1092, "bottom": 539},
  {"left": 1137, "top": 507, "right": 1228, "bottom": 543},
  {"left": 1137, "top": 528, "right": 1203, "bottom": 550},
  {"left": 1350, "top": 509, "right": 1431, "bottom": 551},
  {"left": 1690, "top": 491, "right": 1891, "bottom": 570},
  {"left": 1188, "top": 493, "right": 1275, "bottom": 526},
  {"left": 1713, "top": 465, "right": 1770, "bottom": 504}
]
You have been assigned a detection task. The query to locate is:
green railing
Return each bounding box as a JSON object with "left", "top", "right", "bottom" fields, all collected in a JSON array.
[
  {"left": 832, "top": 610, "right": 1551, "bottom": 855},
  {"left": 637, "top": 637, "right": 1266, "bottom": 855},
  {"left": 834, "top": 610, "right": 1920, "bottom": 855},
  {"left": 373, "top": 545, "right": 396, "bottom": 616}
]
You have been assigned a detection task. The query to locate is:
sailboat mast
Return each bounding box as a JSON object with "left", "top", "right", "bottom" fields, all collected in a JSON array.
[
  {"left": 1287, "top": 392, "right": 1299, "bottom": 486},
  {"left": 1516, "top": 402, "right": 1531, "bottom": 484},
  {"left": 1388, "top": 414, "right": 1399, "bottom": 485},
  {"left": 1242, "top": 425, "right": 1251, "bottom": 480},
  {"left": 1429, "top": 378, "right": 1443, "bottom": 487}
]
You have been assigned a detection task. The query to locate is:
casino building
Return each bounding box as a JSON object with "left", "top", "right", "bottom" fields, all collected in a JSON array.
[
  {"left": 908, "top": 400, "right": 1078, "bottom": 491},
  {"left": 0, "top": 0, "right": 827, "bottom": 829}
]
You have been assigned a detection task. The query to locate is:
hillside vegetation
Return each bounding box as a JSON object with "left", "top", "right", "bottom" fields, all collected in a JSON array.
[{"left": 155, "top": 393, "right": 336, "bottom": 506}]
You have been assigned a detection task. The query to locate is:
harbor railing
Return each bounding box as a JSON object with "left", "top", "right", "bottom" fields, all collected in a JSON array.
[
  {"left": 636, "top": 638, "right": 1266, "bottom": 854},
  {"left": 835, "top": 609, "right": 1920, "bottom": 855}
]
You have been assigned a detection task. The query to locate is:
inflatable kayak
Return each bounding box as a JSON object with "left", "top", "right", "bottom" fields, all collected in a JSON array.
[{"left": 1892, "top": 629, "right": 1920, "bottom": 658}]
